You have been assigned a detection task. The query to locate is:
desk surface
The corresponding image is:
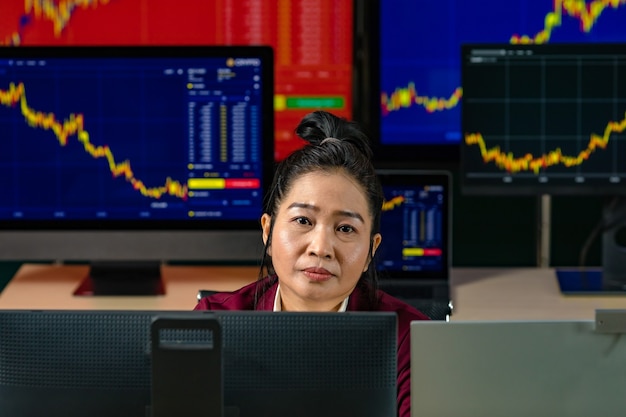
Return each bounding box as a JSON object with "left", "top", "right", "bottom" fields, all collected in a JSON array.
[
  {"left": 0, "top": 263, "right": 257, "bottom": 311},
  {"left": 450, "top": 267, "right": 626, "bottom": 320},
  {"left": 2, "top": 264, "right": 626, "bottom": 320}
]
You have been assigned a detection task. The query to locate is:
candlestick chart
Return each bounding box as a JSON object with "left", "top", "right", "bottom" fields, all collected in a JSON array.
[
  {"left": 380, "top": 0, "right": 626, "bottom": 148},
  {"left": 0, "top": 81, "right": 188, "bottom": 201},
  {"left": 382, "top": 195, "right": 405, "bottom": 212},
  {"left": 0, "top": 78, "right": 192, "bottom": 219},
  {"left": 461, "top": 43, "right": 626, "bottom": 194}
]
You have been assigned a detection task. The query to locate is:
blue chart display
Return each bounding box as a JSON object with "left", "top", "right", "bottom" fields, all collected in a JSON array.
[
  {"left": 379, "top": 0, "right": 626, "bottom": 147},
  {"left": 378, "top": 185, "right": 445, "bottom": 274},
  {"left": 0, "top": 49, "right": 269, "bottom": 222}
]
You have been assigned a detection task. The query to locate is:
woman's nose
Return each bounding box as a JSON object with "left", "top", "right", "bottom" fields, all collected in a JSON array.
[{"left": 307, "top": 226, "right": 334, "bottom": 259}]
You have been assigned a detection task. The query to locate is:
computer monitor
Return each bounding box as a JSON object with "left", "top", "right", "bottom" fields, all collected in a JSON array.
[
  {"left": 460, "top": 43, "right": 626, "bottom": 291},
  {"left": 410, "top": 314, "right": 626, "bottom": 417},
  {"left": 461, "top": 43, "right": 626, "bottom": 196},
  {"left": 0, "top": 309, "right": 398, "bottom": 417},
  {"left": 354, "top": 0, "right": 626, "bottom": 165},
  {"left": 376, "top": 170, "right": 450, "bottom": 282},
  {"left": 3, "top": 0, "right": 355, "bottom": 161},
  {"left": 0, "top": 45, "right": 274, "bottom": 294},
  {"left": 374, "top": 169, "right": 452, "bottom": 320}
]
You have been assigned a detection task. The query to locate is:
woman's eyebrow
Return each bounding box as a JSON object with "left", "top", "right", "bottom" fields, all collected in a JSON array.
[
  {"left": 335, "top": 210, "right": 365, "bottom": 223},
  {"left": 287, "top": 202, "right": 319, "bottom": 212}
]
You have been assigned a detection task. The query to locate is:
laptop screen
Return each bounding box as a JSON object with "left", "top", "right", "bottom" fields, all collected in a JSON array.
[{"left": 375, "top": 170, "right": 451, "bottom": 282}]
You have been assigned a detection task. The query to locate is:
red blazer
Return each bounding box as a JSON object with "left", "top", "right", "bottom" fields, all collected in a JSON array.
[{"left": 195, "top": 276, "right": 430, "bottom": 417}]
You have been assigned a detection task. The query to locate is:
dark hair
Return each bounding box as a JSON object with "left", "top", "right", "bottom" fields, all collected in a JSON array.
[{"left": 258, "top": 111, "right": 383, "bottom": 306}]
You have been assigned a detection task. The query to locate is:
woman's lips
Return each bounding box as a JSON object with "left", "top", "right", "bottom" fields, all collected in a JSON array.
[{"left": 303, "top": 267, "right": 333, "bottom": 282}]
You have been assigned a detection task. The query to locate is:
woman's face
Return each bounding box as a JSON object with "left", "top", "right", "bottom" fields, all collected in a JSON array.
[{"left": 261, "top": 170, "right": 381, "bottom": 311}]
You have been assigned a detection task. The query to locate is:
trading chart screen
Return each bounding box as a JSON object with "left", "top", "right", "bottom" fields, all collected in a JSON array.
[
  {"left": 378, "top": 184, "right": 446, "bottom": 274},
  {"left": 378, "top": 0, "right": 626, "bottom": 153},
  {"left": 374, "top": 171, "right": 450, "bottom": 281},
  {"left": 1, "top": 0, "right": 354, "bottom": 161},
  {"left": 0, "top": 46, "right": 273, "bottom": 224},
  {"left": 461, "top": 43, "right": 626, "bottom": 195}
]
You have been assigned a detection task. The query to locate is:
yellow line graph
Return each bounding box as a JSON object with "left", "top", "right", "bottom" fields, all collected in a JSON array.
[
  {"left": 381, "top": 195, "right": 405, "bottom": 211},
  {"left": 382, "top": 0, "right": 626, "bottom": 115},
  {"left": 380, "top": 85, "right": 462, "bottom": 115},
  {"left": 511, "top": 0, "right": 626, "bottom": 44},
  {"left": 464, "top": 112, "right": 626, "bottom": 174},
  {"left": 2, "top": 0, "right": 111, "bottom": 45},
  {"left": 0, "top": 81, "right": 188, "bottom": 199}
]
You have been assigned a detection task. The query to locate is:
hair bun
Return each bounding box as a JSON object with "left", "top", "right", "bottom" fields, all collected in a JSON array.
[{"left": 295, "top": 111, "right": 373, "bottom": 159}]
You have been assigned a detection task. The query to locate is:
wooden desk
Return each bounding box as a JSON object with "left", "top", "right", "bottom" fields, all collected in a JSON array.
[
  {"left": 451, "top": 267, "right": 626, "bottom": 321},
  {"left": 0, "top": 263, "right": 257, "bottom": 310},
  {"left": 2, "top": 264, "right": 626, "bottom": 320}
]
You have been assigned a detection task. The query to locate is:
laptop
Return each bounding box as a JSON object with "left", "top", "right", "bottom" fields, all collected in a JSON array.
[
  {"left": 410, "top": 314, "right": 626, "bottom": 417},
  {"left": 375, "top": 169, "right": 452, "bottom": 320}
]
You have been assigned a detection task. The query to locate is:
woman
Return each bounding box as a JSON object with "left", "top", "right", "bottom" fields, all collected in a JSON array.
[{"left": 195, "top": 110, "right": 429, "bottom": 417}]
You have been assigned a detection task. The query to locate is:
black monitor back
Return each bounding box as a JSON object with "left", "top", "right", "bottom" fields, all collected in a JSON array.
[{"left": 0, "top": 310, "right": 397, "bottom": 417}]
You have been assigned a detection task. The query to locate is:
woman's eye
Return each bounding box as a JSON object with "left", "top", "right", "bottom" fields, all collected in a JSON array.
[
  {"left": 337, "top": 224, "right": 355, "bottom": 233},
  {"left": 294, "top": 217, "right": 311, "bottom": 225}
]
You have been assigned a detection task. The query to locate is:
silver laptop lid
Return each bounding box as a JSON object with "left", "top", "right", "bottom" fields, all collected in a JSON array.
[{"left": 410, "top": 319, "right": 626, "bottom": 417}]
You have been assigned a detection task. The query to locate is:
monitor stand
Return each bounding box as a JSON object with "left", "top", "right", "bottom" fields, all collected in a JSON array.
[{"left": 73, "top": 261, "right": 165, "bottom": 296}]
